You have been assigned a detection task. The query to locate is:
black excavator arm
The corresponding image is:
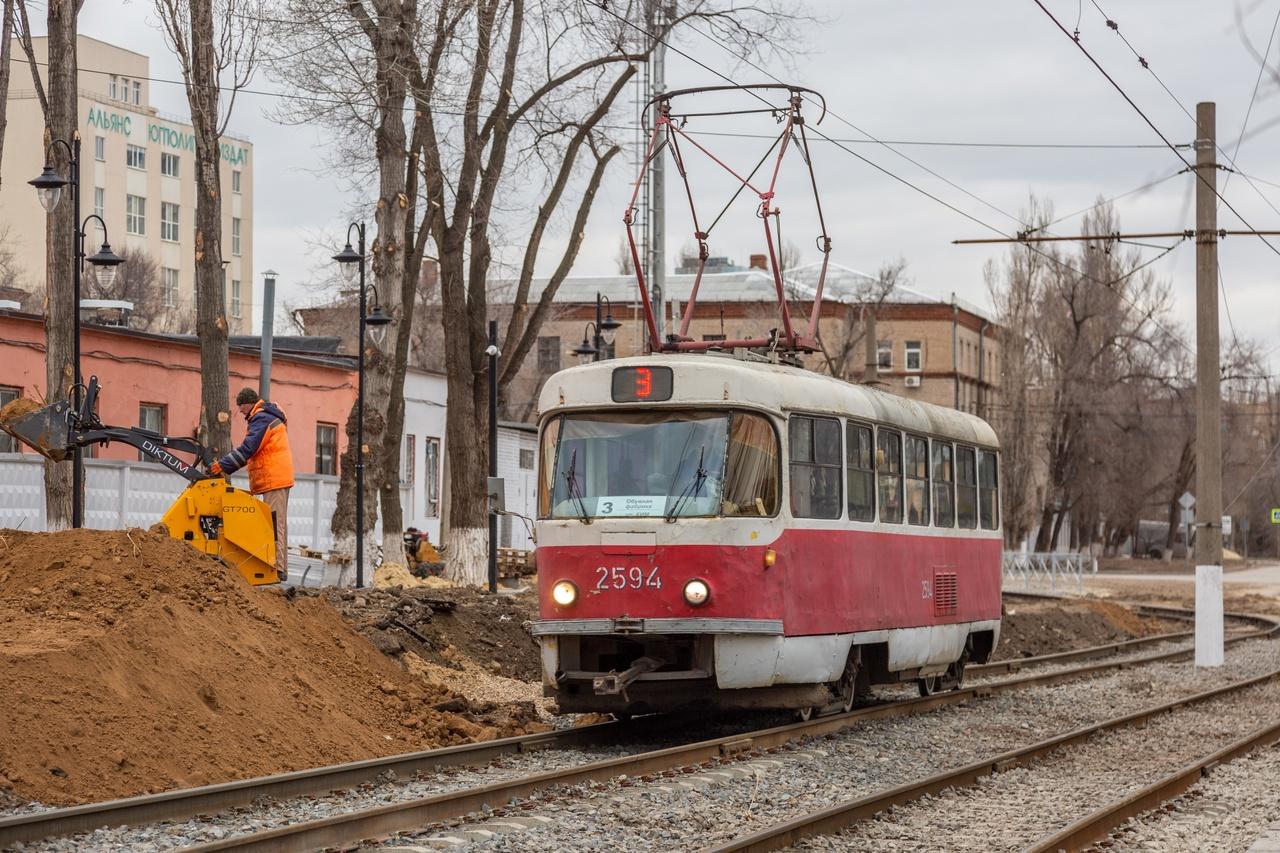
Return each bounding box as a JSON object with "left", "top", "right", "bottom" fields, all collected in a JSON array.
[{"left": 2, "top": 375, "right": 216, "bottom": 483}]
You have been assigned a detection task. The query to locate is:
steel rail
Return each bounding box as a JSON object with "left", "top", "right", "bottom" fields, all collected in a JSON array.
[
  {"left": 1026, "top": 718, "right": 1280, "bottom": 852},
  {"left": 710, "top": 664, "right": 1280, "bottom": 853},
  {"left": 0, "top": 720, "right": 633, "bottom": 847},
  {"left": 1, "top": 603, "right": 1263, "bottom": 849},
  {"left": 177, "top": 611, "right": 1279, "bottom": 853}
]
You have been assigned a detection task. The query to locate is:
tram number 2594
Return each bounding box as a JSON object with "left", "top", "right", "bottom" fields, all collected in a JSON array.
[{"left": 595, "top": 566, "right": 663, "bottom": 591}]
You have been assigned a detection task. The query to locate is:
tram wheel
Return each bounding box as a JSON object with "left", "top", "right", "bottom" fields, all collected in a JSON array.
[{"left": 916, "top": 675, "right": 942, "bottom": 697}]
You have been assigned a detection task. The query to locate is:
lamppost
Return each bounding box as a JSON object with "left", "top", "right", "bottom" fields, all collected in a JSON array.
[
  {"left": 333, "top": 223, "right": 391, "bottom": 588},
  {"left": 30, "top": 136, "right": 126, "bottom": 528},
  {"left": 571, "top": 292, "right": 621, "bottom": 364}
]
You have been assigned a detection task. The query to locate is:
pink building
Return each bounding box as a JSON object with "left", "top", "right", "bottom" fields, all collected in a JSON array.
[{"left": 0, "top": 311, "right": 355, "bottom": 474}]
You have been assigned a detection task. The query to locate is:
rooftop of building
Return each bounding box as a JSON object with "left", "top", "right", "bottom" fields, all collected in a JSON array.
[{"left": 489, "top": 261, "right": 996, "bottom": 323}]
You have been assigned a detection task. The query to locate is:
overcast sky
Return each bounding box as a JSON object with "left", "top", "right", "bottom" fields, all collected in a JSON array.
[{"left": 71, "top": 1, "right": 1278, "bottom": 361}]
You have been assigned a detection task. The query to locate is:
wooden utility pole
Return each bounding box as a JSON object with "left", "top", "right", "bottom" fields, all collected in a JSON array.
[{"left": 1193, "top": 101, "right": 1223, "bottom": 667}]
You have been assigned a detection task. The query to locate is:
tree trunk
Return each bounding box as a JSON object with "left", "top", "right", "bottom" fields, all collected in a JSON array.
[
  {"left": 328, "top": 1, "right": 413, "bottom": 572},
  {"left": 42, "top": 0, "right": 78, "bottom": 529},
  {"left": 187, "top": 0, "right": 231, "bottom": 456},
  {"left": 439, "top": 252, "right": 488, "bottom": 585},
  {"left": 1164, "top": 436, "right": 1194, "bottom": 553},
  {"left": 0, "top": 0, "right": 15, "bottom": 186}
]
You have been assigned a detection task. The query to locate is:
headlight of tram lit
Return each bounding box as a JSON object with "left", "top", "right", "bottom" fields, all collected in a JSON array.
[
  {"left": 551, "top": 580, "right": 578, "bottom": 607},
  {"left": 683, "top": 578, "right": 711, "bottom": 607}
]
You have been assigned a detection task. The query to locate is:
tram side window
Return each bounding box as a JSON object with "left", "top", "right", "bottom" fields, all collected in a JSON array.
[
  {"left": 537, "top": 416, "right": 562, "bottom": 518},
  {"left": 846, "top": 422, "right": 875, "bottom": 522},
  {"left": 932, "top": 441, "right": 955, "bottom": 527},
  {"left": 722, "top": 412, "right": 781, "bottom": 517},
  {"left": 904, "top": 435, "right": 930, "bottom": 526},
  {"left": 789, "top": 415, "right": 842, "bottom": 519},
  {"left": 956, "top": 446, "right": 978, "bottom": 529},
  {"left": 876, "top": 429, "right": 903, "bottom": 524},
  {"left": 979, "top": 450, "right": 1000, "bottom": 530}
]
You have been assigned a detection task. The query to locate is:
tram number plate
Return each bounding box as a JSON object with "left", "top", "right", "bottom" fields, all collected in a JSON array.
[{"left": 595, "top": 566, "right": 663, "bottom": 591}]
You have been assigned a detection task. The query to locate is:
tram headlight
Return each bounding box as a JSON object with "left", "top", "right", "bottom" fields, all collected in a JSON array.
[
  {"left": 551, "top": 580, "right": 578, "bottom": 607},
  {"left": 683, "top": 578, "right": 711, "bottom": 607}
]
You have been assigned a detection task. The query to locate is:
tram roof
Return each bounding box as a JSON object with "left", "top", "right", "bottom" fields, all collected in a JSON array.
[{"left": 538, "top": 353, "right": 1000, "bottom": 448}]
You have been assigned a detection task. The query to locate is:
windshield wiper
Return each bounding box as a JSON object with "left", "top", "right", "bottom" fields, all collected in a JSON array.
[
  {"left": 666, "top": 445, "right": 708, "bottom": 523},
  {"left": 563, "top": 448, "right": 592, "bottom": 524}
]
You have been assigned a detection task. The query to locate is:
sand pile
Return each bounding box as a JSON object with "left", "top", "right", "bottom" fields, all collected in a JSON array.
[{"left": 0, "top": 528, "right": 521, "bottom": 806}]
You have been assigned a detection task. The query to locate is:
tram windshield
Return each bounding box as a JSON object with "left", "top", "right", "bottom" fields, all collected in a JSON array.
[{"left": 539, "top": 410, "right": 780, "bottom": 520}]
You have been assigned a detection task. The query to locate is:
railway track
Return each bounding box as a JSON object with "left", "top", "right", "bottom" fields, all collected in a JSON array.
[
  {"left": 712, "top": 664, "right": 1280, "bottom": 852},
  {"left": 2, "top": 602, "right": 1269, "bottom": 852}
]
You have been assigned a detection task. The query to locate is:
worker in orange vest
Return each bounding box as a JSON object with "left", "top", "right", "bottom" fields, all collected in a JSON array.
[{"left": 209, "top": 387, "right": 295, "bottom": 581}]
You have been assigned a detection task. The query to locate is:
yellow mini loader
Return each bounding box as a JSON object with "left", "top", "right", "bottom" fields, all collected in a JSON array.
[{"left": 0, "top": 377, "right": 280, "bottom": 585}]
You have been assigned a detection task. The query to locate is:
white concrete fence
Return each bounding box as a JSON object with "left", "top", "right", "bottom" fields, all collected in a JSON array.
[
  {"left": 1002, "top": 550, "right": 1096, "bottom": 593},
  {"left": 0, "top": 454, "right": 387, "bottom": 552}
]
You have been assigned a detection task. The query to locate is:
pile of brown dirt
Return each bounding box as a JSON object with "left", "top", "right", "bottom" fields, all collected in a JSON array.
[
  {"left": 321, "top": 583, "right": 541, "bottom": 682},
  {"left": 0, "top": 528, "right": 538, "bottom": 807},
  {"left": 994, "top": 597, "right": 1184, "bottom": 660}
]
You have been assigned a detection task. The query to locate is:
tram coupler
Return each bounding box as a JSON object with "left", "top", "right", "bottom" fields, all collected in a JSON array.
[{"left": 593, "top": 656, "right": 662, "bottom": 697}]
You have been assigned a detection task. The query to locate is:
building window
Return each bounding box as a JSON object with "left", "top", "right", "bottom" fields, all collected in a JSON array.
[
  {"left": 877, "top": 428, "right": 903, "bottom": 524},
  {"left": 402, "top": 433, "right": 416, "bottom": 517},
  {"left": 94, "top": 136, "right": 105, "bottom": 161},
  {"left": 160, "top": 202, "right": 180, "bottom": 242},
  {"left": 109, "top": 75, "right": 119, "bottom": 99},
  {"left": 232, "top": 170, "right": 242, "bottom": 193},
  {"left": 162, "top": 267, "right": 179, "bottom": 308},
  {"left": 876, "top": 339, "right": 892, "bottom": 371},
  {"left": 126, "top": 195, "right": 146, "bottom": 235},
  {"left": 231, "top": 217, "right": 241, "bottom": 256},
  {"left": 904, "top": 434, "right": 930, "bottom": 526},
  {"left": 0, "top": 387, "right": 19, "bottom": 453},
  {"left": 126, "top": 144, "right": 146, "bottom": 170},
  {"left": 315, "top": 423, "right": 338, "bottom": 475},
  {"left": 789, "top": 414, "right": 842, "bottom": 519},
  {"left": 161, "top": 153, "right": 180, "bottom": 177},
  {"left": 932, "top": 441, "right": 955, "bottom": 527},
  {"left": 230, "top": 280, "right": 242, "bottom": 317},
  {"left": 905, "top": 340, "right": 922, "bottom": 372},
  {"left": 846, "top": 421, "right": 875, "bottom": 522},
  {"left": 537, "top": 336, "right": 560, "bottom": 373},
  {"left": 425, "top": 437, "right": 441, "bottom": 517},
  {"left": 137, "top": 404, "right": 166, "bottom": 461},
  {"left": 956, "top": 445, "right": 978, "bottom": 529},
  {"left": 94, "top": 187, "right": 105, "bottom": 221},
  {"left": 133, "top": 80, "right": 142, "bottom": 105}
]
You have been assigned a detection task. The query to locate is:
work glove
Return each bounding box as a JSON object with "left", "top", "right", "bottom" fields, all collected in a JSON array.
[{"left": 209, "top": 461, "right": 223, "bottom": 476}]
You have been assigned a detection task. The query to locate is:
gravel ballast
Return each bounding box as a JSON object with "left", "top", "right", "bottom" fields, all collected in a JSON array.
[{"left": 15, "top": 638, "right": 1280, "bottom": 853}]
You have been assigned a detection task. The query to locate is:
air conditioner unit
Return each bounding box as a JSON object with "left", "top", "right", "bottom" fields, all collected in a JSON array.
[{"left": 904, "top": 375, "right": 922, "bottom": 388}]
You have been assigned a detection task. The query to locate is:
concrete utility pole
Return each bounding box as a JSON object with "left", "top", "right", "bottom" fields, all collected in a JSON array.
[
  {"left": 1193, "top": 101, "right": 1224, "bottom": 668},
  {"left": 259, "top": 270, "right": 277, "bottom": 398}
]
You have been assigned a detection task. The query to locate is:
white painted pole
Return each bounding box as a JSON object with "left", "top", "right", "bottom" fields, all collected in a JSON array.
[{"left": 1195, "top": 564, "right": 1224, "bottom": 666}]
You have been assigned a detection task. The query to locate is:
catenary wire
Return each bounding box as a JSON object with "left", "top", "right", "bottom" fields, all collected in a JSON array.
[
  {"left": 1085, "top": 0, "right": 1280, "bottom": 225},
  {"left": 594, "top": 2, "right": 1194, "bottom": 356},
  {"left": 1223, "top": 4, "right": 1280, "bottom": 198},
  {"left": 7, "top": 55, "right": 1192, "bottom": 150}
]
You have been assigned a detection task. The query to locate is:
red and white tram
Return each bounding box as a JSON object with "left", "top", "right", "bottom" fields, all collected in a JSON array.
[{"left": 531, "top": 353, "right": 1003, "bottom": 716}]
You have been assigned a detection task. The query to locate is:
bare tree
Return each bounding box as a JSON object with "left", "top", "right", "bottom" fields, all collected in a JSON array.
[
  {"left": 272, "top": 0, "right": 803, "bottom": 583},
  {"left": 0, "top": 0, "right": 15, "bottom": 187},
  {"left": 154, "top": 0, "right": 263, "bottom": 456},
  {"left": 815, "top": 259, "right": 902, "bottom": 381},
  {"left": 614, "top": 235, "right": 635, "bottom": 276},
  {"left": 14, "top": 0, "right": 85, "bottom": 528}
]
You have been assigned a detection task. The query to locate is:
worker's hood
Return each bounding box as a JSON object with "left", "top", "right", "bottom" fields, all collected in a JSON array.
[{"left": 251, "top": 400, "right": 288, "bottom": 424}]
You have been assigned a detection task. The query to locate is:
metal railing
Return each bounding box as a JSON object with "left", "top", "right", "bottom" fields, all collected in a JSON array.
[{"left": 1002, "top": 551, "right": 1096, "bottom": 592}]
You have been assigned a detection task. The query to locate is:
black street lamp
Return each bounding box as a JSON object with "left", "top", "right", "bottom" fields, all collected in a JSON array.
[
  {"left": 596, "top": 292, "right": 621, "bottom": 361},
  {"left": 30, "top": 136, "right": 126, "bottom": 528},
  {"left": 571, "top": 293, "right": 622, "bottom": 365},
  {"left": 333, "top": 223, "right": 391, "bottom": 588}
]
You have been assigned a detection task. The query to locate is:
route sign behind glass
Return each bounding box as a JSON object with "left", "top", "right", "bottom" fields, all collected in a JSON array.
[{"left": 1271, "top": 508, "right": 1280, "bottom": 524}]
